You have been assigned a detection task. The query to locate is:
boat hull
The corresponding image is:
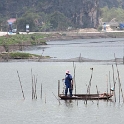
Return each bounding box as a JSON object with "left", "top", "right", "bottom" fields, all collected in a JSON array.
[{"left": 59, "top": 93, "right": 113, "bottom": 100}]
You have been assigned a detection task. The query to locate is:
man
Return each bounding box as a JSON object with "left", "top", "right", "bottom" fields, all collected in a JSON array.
[{"left": 64, "top": 70, "right": 73, "bottom": 97}]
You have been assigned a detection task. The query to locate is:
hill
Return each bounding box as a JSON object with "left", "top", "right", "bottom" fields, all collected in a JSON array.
[
  {"left": 0, "top": 0, "right": 99, "bottom": 31},
  {"left": 99, "top": 0, "right": 124, "bottom": 8},
  {"left": 0, "top": 0, "right": 124, "bottom": 31}
]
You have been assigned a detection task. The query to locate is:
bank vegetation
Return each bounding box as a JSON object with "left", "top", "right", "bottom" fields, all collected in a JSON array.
[{"left": 0, "top": 33, "right": 50, "bottom": 60}]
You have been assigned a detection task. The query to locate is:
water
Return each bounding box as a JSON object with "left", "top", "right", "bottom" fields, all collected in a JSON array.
[
  {"left": 1, "top": 38, "right": 124, "bottom": 124},
  {"left": 24, "top": 38, "right": 124, "bottom": 60}
]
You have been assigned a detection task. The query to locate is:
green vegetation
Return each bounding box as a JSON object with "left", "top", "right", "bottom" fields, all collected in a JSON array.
[
  {"left": 0, "top": 52, "right": 50, "bottom": 60},
  {"left": 1, "top": 0, "right": 124, "bottom": 31},
  {"left": 100, "top": 6, "right": 124, "bottom": 22},
  {"left": 9, "top": 52, "right": 39, "bottom": 59},
  {"left": 48, "top": 11, "right": 70, "bottom": 31},
  {"left": 0, "top": 0, "right": 99, "bottom": 31},
  {"left": 17, "top": 11, "right": 70, "bottom": 32},
  {"left": 0, "top": 33, "right": 48, "bottom": 53},
  {"left": 0, "top": 33, "right": 48, "bottom": 45},
  {"left": 17, "top": 12, "right": 40, "bottom": 32}
]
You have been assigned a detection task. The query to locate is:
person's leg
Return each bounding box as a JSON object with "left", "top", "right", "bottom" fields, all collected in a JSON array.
[
  {"left": 69, "top": 88, "right": 72, "bottom": 97},
  {"left": 65, "top": 87, "right": 68, "bottom": 96}
]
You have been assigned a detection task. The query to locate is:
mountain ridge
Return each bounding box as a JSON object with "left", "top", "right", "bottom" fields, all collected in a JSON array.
[{"left": 0, "top": 0, "right": 124, "bottom": 31}]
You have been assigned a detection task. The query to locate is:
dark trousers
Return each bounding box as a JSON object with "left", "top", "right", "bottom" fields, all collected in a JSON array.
[{"left": 65, "top": 87, "right": 72, "bottom": 97}]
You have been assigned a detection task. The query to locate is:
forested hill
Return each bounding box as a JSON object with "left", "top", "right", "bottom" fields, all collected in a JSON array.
[
  {"left": 99, "top": 0, "right": 124, "bottom": 8},
  {"left": 0, "top": 0, "right": 124, "bottom": 31},
  {"left": 0, "top": 0, "right": 99, "bottom": 29}
]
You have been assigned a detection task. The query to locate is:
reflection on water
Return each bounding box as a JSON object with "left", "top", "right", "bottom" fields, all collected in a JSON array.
[{"left": 64, "top": 100, "right": 73, "bottom": 107}]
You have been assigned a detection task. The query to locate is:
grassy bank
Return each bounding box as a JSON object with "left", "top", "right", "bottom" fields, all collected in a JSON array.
[
  {"left": 0, "top": 33, "right": 51, "bottom": 60},
  {"left": 0, "top": 52, "right": 50, "bottom": 60},
  {"left": 0, "top": 33, "right": 50, "bottom": 53},
  {"left": 0, "top": 33, "right": 49, "bottom": 46}
]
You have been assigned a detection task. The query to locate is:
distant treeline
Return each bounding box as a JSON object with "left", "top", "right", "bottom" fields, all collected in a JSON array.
[
  {"left": 100, "top": 6, "right": 124, "bottom": 22},
  {"left": 0, "top": 0, "right": 124, "bottom": 31}
]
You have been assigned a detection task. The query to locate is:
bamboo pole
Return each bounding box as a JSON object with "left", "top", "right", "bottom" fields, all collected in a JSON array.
[
  {"left": 106, "top": 74, "right": 108, "bottom": 101},
  {"left": 58, "top": 80, "right": 60, "bottom": 97},
  {"left": 96, "top": 85, "right": 99, "bottom": 106},
  {"left": 112, "top": 64, "right": 116, "bottom": 102},
  {"left": 115, "top": 63, "right": 124, "bottom": 103},
  {"left": 17, "top": 70, "right": 25, "bottom": 99},
  {"left": 87, "top": 68, "right": 93, "bottom": 94},
  {"left": 52, "top": 92, "right": 61, "bottom": 105},
  {"left": 109, "top": 71, "right": 111, "bottom": 95},
  {"left": 116, "top": 68, "right": 121, "bottom": 103},
  {"left": 45, "top": 93, "right": 46, "bottom": 104},
  {"left": 79, "top": 53, "right": 81, "bottom": 62},
  {"left": 114, "top": 54, "right": 121, "bottom": 103},
  {"left": 41, "top": 83, "right": 42, "bottom": 99},
  {"left": 85, "top": 95, "right": 87, "bottom": 105},
  {"left": 114, "top": 54, "right": 124, "bottom": 103},
  {"left": 33, "top": 75, "right": 37, "bottom": 99},
  {"left": 123, "top": 46, "right": 124, "bottom": 64},
  {"left": 31, "top": 69, "right": 37, "bottom": 100},
  {"left": 62, "top": 80, "right": 65, "bottom": 94},
  {"left": 33, "top": 75, "right": 36, "bottom": 99},
  {"left": 77, "top": 100, "right": 78, "bottom": 106},
  {"left": 73, "top": 62, "right": 76, "bottom": 95},
  {"left": 123, "top": 56, "right": 124, "bottom": 64},
  {"left": 121, "top": 88, "right": 124, "bottom": 103},
  {"left": 34, "top": 75, "right": 37, "bottom": 99},
  {"left": 31, "top": 69, "right": 34, "bottom": 99}
]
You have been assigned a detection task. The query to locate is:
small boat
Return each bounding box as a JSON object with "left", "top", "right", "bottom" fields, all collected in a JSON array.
[{"left": 59, "top": 93, "right": 113, "bottom": 100}]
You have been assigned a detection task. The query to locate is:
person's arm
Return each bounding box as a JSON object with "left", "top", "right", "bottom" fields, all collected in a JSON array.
[
  {"left": 62, "top": 78, "right": 65, "bottom": 81},
  {"left": 71, "top": 79, "right": 73, "bottom": 85},
  {"left": 69, "top": 75, "right": 73, "bottom": 88},
  {"left": 71, "top": 79, "right": 73, "bottom": 89}
]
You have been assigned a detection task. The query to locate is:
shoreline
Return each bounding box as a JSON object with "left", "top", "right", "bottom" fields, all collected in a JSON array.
[
  {"left": 0, "top": 56, "right": 123, "bottom": 65},
  {"left": 0, "top": 30, "right": 124, "bottom": 63},
  {"left": 38, "top": 30, "right": 124, "bottom": 42}
]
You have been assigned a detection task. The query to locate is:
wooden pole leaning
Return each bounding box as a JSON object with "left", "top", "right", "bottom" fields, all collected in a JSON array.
[
  {"left": 88, "top": 68, "right": 93, "bottom": 94},
  {"left": 17, "top": 70, "right": 25, "bottom": 99}
]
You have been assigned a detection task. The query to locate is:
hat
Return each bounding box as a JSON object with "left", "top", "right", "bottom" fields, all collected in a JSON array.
[{"left": 66, "top": 70, "right": 69, "bottom": 74}]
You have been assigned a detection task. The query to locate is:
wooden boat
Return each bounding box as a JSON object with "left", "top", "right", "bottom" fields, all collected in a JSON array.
[
  {"left": 59, "top": 93, "right": 113, "bottom": 100},
  {"left": 57, "top": 81, "right": 114, "bottom": 100}
]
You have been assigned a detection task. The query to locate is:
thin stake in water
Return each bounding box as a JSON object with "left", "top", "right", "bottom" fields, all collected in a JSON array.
[
  {"left": 17, "top": 70, "right": 25, "bottom": 99},
  {"left": 31, "top": 69, "right": 34, "bottom": 99},
  {"left": 52, "top": 92, "right": 61, "bottom": 105},
  {"left": 87, "top": 68, "right": 93, "bottom": 94},
  {"left": 112, "top": 64, "right": 116, "bottom": 102},
  {"left": 96, "top": 85, "right": 99, "bottom": 106},
  {"left": 41, "top": 83, "right": 42, "bottom": 99},
  {"left": 73, "top": 62, "right": 76, "bottom": 95}
]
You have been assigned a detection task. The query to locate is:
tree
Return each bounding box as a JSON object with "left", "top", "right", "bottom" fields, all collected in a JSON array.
[
  {"left": 17, "top": 12, "right": 39, "bottom": 32},
  {"left": 48, "top": 11, "right": 70, "bottom": 31},
  {"left": 100, "top": 6, "right": 124, "bottom": 22}
]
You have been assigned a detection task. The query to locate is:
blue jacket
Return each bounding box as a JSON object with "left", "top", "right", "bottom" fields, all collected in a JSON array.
[{"left": 65, "top": 74, "right": 72, "bottom": 88}]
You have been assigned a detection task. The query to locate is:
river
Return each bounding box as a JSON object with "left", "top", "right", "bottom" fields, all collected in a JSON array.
[
  {"left": 0, "top": 38, "right": 124, "bottom": 124},
  {"left": 24, "top": 38, "right": 124, "bottom": 60}
]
